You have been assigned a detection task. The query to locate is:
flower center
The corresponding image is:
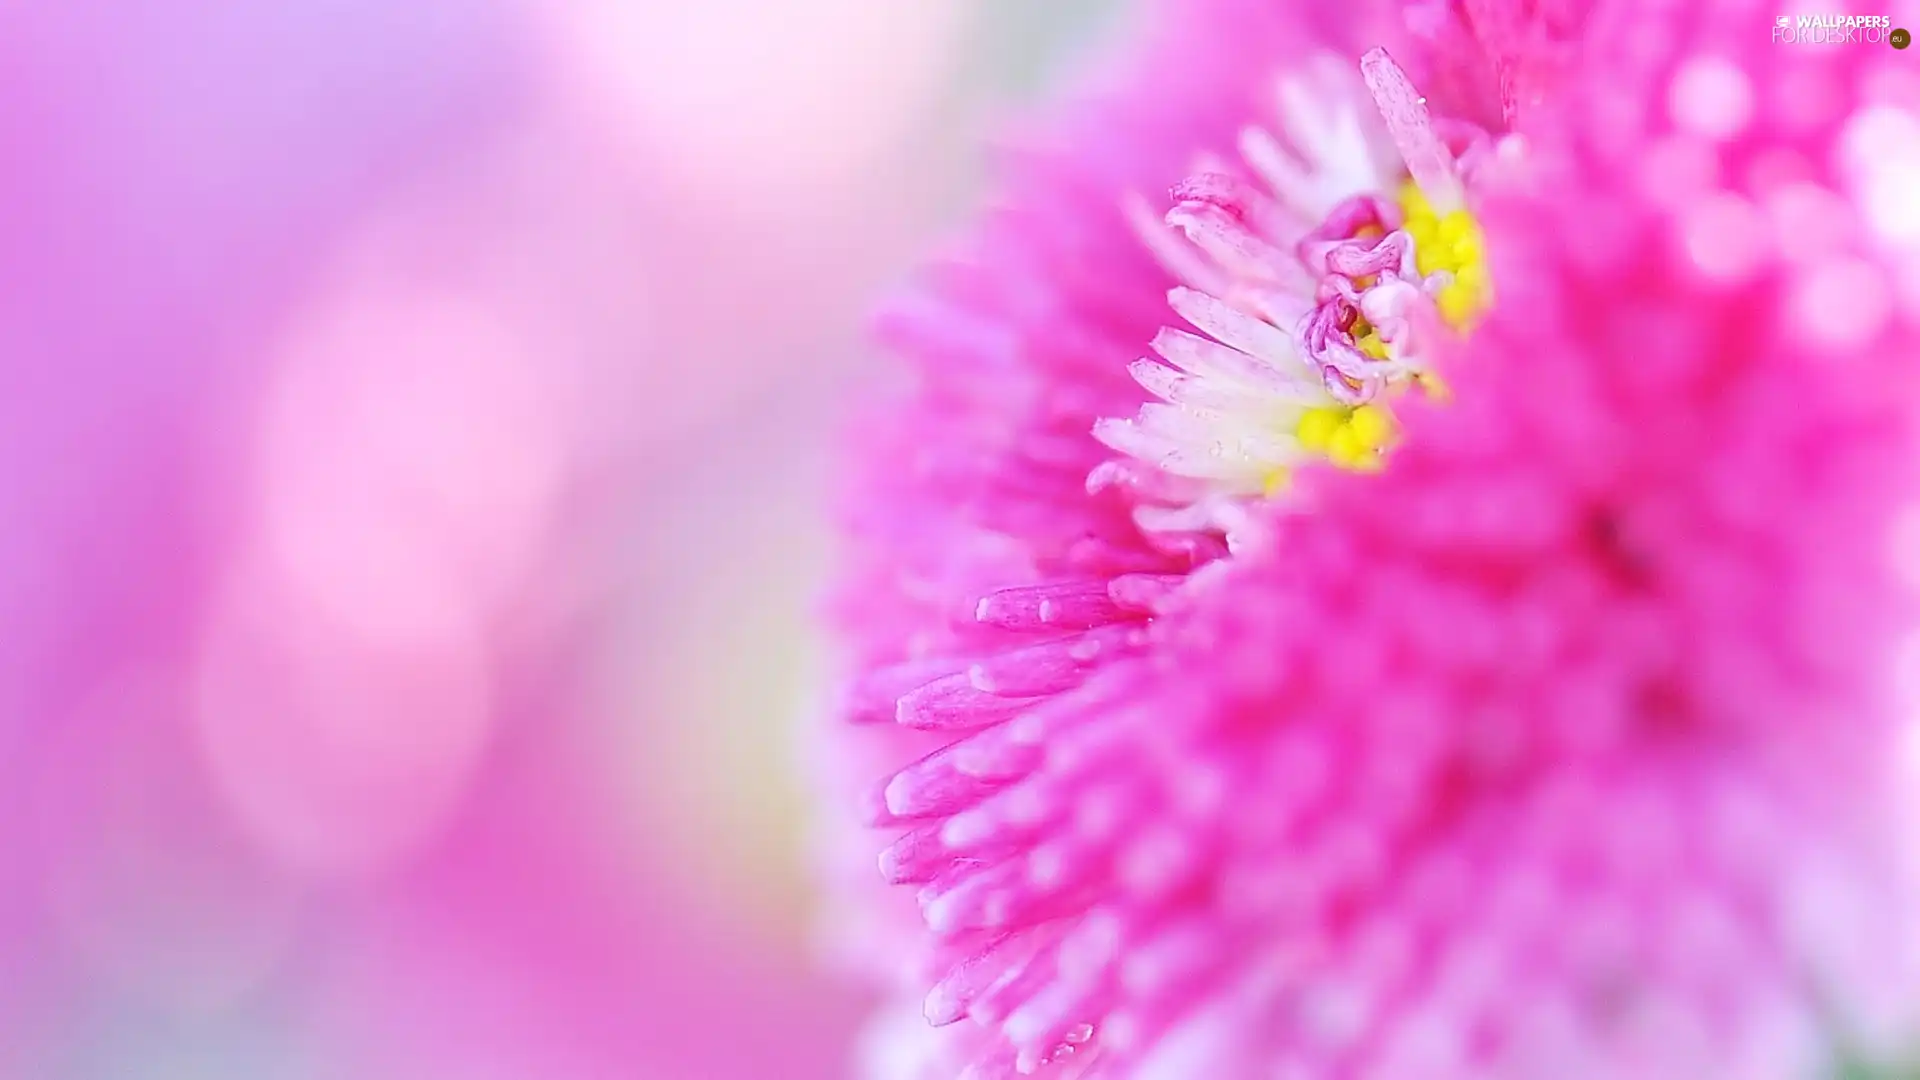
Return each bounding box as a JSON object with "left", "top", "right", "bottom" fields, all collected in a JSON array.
[
  {"left": 1095, "top": 48, "right": 1498, "bottom": 531},
  {"left": 1284, "top": 178, "right": 1492, "bottom": 480}
]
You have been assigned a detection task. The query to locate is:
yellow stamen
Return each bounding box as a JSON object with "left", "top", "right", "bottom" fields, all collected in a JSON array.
[
  {"left": 1294, "top": 406, "right": 1343, "bottom": 453},
  {"left": 1293, "top": 402, "right": 1395, "bottom": 474},
  {"left": 1396, "top": 180, "right": 1491, "bottom": 327},
  {"left": 1436, "top": 209, "right": 1475, "bottom": 245},
  {"left": 1347, "top": 403, "right": 1392, "bottom": 449},
  {"left": 1436, "top": 281, "right": 1477, "bottom": 325},
  {"left": 1327, "top": 424, "right": 1368, "bottom": 468},
  {"left": 1354, "top": 323, "right": 1390, "bottom": 360}
]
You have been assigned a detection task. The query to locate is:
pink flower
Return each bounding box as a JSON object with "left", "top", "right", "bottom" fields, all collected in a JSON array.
[{"left": 820, "top": 0, "right": 1920, "bottom": 1077}]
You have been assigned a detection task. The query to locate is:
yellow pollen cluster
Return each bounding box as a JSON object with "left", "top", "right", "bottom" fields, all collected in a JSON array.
[
  {"left": 1352, "top": 319, "right": 1391, "bottom": 360},
  {"left": 1295, "top": 402, "right": 1392, "bottom": 472},
  {"left": 1399, "top": 180, "right": 1489, "bottom": 327}
]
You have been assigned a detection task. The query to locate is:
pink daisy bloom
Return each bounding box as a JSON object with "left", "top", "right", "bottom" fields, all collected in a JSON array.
[{"left": 819, "top": 0, "right": 1920, "bottom": 1077}]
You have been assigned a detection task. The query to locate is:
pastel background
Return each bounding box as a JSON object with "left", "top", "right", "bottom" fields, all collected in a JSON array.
[{"left": 0, "top": 3, "right": 1115, "bottom": 1078}]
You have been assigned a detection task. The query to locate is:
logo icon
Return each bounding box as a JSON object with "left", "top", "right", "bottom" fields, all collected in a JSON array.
[
  {"left": 1893, "top": 26, "right": 1912, "bottom": 47},
  {"left": 1776, "top": 14, "right": 1792, "bottom": 27}
]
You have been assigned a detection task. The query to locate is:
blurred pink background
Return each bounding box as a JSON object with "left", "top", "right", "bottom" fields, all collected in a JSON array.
[{"left": 0, "top": 3, "right": 1116, "bottom": 1077}]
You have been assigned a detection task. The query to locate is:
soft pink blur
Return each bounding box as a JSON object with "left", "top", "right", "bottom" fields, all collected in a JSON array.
[{"left": 0, "top": 3, "right": 1110, "bottom": 1077}]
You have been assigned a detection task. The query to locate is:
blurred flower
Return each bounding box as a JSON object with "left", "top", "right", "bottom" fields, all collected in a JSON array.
[{"left": 820, "top": 0, "right": 1920, "bottom": 1077}]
